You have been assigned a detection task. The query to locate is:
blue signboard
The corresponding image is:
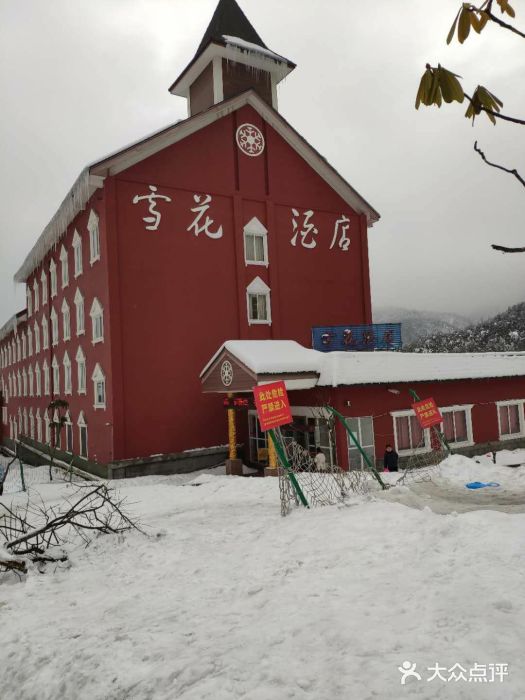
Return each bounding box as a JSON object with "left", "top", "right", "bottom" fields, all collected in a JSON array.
[{"left": 312, "top": 323, "right": 402, "bottom": 352}]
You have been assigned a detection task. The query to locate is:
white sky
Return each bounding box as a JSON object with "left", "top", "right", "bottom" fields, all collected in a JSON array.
[{"left": 0, "top": 0, "right": 524, "bottom": 324}]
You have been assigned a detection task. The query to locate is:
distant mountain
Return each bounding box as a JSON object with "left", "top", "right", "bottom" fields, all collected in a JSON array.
[
  {"left": 374, "top": 306, "right": 472, "bottom": 346},
  {"left": 404, "top": 302, "right": 525, "bottom": 353}
]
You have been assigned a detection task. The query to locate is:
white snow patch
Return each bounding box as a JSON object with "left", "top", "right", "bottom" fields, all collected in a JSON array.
[{"left": 1, "top": 459, "right": 525, "bottom": 698}]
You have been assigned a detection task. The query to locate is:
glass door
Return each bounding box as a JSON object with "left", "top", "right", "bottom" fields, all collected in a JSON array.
[{"left": 346, "top": 416, "right": 375, "bottom": 470}]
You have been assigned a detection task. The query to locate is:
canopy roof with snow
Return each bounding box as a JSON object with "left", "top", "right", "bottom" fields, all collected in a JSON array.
[{"left": 201, "top": 340, "right": 525, "bottom": 392}]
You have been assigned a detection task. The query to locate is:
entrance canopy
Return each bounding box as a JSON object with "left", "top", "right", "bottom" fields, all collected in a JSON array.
[{"left": 200, "top": 340, "right": 319, "bottom": 393}]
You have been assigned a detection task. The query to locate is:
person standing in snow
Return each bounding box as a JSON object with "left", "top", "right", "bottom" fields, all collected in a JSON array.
[
  {"left": 383, "top": 444, "right": 399, "bottom": 472},
  {"left": 314, "top": 447, "right": 327, "bottom": 472}
]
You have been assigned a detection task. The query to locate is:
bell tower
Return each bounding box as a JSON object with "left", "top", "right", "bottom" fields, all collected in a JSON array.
[{"left": 169, "top": 0, "right": 295, "bottom": 116}]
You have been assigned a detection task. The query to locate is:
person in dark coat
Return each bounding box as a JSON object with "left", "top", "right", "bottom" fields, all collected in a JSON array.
[{"left": 383, "top": 444, "right": 399, "bottom": 472}]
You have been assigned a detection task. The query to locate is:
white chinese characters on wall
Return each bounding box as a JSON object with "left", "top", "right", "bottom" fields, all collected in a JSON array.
[
  {"left": 131, "top": 185, "right": 352, "bottom": 252},
  {"left": 131, "top": 187, "right": 224, "bottom": 239},
  {"left": 291, "top": 210, "right": 352, "bottom": 251},
  {"left": 187, "top": 195, "right": 223, "bottom": 239},
  {"left": 132, "top": 185, "right": 172, "bottom": 231}
]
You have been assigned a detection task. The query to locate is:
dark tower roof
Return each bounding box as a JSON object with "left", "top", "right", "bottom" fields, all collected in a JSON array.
[{"left": 195, "top": 0, "right": 268, "bottom": 57}]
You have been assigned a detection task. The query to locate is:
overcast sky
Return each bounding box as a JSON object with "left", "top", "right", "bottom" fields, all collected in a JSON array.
[{"left": 1, "top": 0, "right": 524, "bottom": 325}]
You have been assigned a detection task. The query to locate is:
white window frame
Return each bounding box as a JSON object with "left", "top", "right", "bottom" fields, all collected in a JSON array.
[
  {"left": 77, "top": 411, "right": 88, "bottom": 459},
  {"left": 496, "top": 399, "right": 525, "bottom": 441},
  {"left": 22, "top": 368, "right": 27, "bottom": 397},
  {"left": 28, "top": 364, "right": 34, "bottom": 396},
  {"left": 49, "top": 259, "right": 57, "bottom": 298},
  {"left": 243, "top": 217, "right": 269, "bottom": 267},
  {"left": 33, "top": 278, "right": 39, "bottom": 312},
  {"left": 88, "top": 209, "right": 100, "bottom": 264},
  {"left": 27, "top": 326, "right": 33, "bottom": 356},
  {"left": 43, "top": 359, "right": 50, "bottom": 396},
  {"left": 42, "top": 316, "right": 49, "bottom": 350},
  {"left": 391, "top": 409, "right": 431, "bottom": 456},
  {"left": 72, "top": 229, "right": 83, "bottom": 277},
  {"left": 50, "top": 307, "right": 59, "bottom": 347},
  {"left": 41, "top": 268, "right": 48, "bottom": 305},
  {"left": 36, "top": 408, "right": 42, "bottom": 443},
  {"left": 90, "top": 298, "right": 104, "bottom": 344},
  {"left": 92, "top": 363, "right": 106, "bottom": 409},
  {"left": 60, "top": 245, "right": 69, "bottom": 289},
  {"left": 63, "top": 351, "right": 72, "bottom": 395},
  {"left": 29, "top": 408, "right": 35, "bottom": 439},
  {"left": 65, "top": 412, "right": 74, "bottom": 453},
  {"left": 52, "top": 356, "right": 60, "bottom": 395},
  {"left": 21, "top": 332, "right": 26, "bottom": 359},
  {"left": 74, "top": 288, "right": 85, "bottom": 335},
  {"left": 76, "top": 346, "right": 87, "bottom": 395},
  {"left": 61, "top": 298, "right": 71, "bottom": 341},
  {"left": 246, "top": 277, "right": 271, "bottom": 326},
  {"left": 439, "top": 404, "right": 474, "bottom": 448},
  {"left": 44, "top": 411, "right": 51, "bottom": 444},
  {"left": 34, "top": 322, "right": 40, "bottom": 354},
  {"left": 35, "top": 362, "right": 41, "bottom": 396},
  {"left": 26, "top": 286, "right": 32, "bottom": 317}
]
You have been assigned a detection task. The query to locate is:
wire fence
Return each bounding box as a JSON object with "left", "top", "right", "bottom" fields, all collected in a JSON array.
[{"left": 0, "top": 454, "right": 84, "bottom": 495}]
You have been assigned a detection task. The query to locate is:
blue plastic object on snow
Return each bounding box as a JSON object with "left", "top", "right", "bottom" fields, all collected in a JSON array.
[{"left": 465, "top": 481, "right": 500, "bottom": 490}]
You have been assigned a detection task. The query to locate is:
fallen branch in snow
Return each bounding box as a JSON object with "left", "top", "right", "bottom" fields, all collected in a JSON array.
[
  {"left": 0, "top": 484, "right": 144, "bottom": 571},
  {"left": 0, "top": 557, "right": 27, "bottom": 575}
]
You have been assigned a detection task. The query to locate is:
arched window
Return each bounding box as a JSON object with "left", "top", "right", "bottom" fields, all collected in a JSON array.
[
  {"left": 92, "top": 363, "right": 106, "bottom": 409},
  {"left": 90, "top": 298, "right": 104, "bottom": 343}
]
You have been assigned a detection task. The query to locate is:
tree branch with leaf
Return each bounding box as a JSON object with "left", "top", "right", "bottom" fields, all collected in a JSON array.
[{"left": 415, "top": 0, "right": 525, "bottom": 252}]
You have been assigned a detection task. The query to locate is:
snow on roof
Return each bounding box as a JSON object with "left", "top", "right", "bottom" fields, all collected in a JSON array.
[
  {"left": 202, "top": 340, "right": 525, "bottom": 386},
  {"left": 222, "top": 35, "right": 290, "bottom": 64},
  {"left": 317, "top": 350, "right": 525, "bottom": 386},
  {"left": 201, "top": 340, "right": 323, "bottom": 377}
]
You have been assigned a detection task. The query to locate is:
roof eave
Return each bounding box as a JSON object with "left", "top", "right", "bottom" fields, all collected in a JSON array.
[{"left": 169, "top": 40, "right": 295, "bottom": 97}]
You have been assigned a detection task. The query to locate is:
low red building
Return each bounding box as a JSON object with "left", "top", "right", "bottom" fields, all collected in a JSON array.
[
  {"left": 1, "top": 0, "right": 524, "bottom": 473},
  {"left": 201, "top": 341, "right": 525, "bottom": 469}
]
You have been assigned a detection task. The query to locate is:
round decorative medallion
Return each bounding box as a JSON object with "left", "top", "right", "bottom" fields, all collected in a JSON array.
[
  {"left": 236, "top": 123, "right": 265, "bottom": 157},
  {"left": 220, "top": 360, "right": 234, "bottom": 387}
]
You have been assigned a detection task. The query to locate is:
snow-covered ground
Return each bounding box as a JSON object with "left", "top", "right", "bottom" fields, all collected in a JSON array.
[{"left": 1, "top": 453, "right": 525, "bottom": 699}]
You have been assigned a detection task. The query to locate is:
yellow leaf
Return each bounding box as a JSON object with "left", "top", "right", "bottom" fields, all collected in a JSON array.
[
  {"left": 446, "top": 7, "right": 462, "bottom": 44},
  {"left": 458, "top": 7, "right": 472, "bottom": 43}
]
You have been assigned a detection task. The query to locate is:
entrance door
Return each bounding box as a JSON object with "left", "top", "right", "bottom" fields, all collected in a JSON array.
[{"left": 346, "top": 416, "right": 375, "bottom": 470}]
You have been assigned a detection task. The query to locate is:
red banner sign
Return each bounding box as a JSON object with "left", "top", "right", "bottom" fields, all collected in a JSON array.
[
  {"left": 412, "top": 397, "right": 443, "bottom": 428},
  {"left": 253, "top": 381, "right": 292, "bottom": 431}
]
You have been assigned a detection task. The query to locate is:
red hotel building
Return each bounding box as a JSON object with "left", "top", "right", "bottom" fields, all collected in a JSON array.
[{"left": 1, "top": 0, "right": 524, "bottom": 473}]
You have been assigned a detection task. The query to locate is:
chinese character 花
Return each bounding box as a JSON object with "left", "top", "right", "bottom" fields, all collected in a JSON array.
[{"left": 187, "top": 194, "right": 223, "bottom": 239}]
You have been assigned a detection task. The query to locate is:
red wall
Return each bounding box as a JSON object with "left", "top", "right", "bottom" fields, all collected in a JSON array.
[
  {"left": 0, "top": 190, "right": 114, "bottom": 464},
  {"left": 289, "top": 376, "right": 525, "bottom": 470},
  {"left": 109, "top": 104, "right": 372, "bottom": 458}
]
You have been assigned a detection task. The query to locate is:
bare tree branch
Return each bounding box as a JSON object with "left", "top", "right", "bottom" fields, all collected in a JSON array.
[
  {"left": 474, "top": 141, "right": 525, "bottom": 187},
  {"left": 477, "top": 4, "right": 525, "bottom": 39},
  {"left": 491, "top": 244, "right": 525, "bottom": 253},
  {"left": 1, "top": 484, "right": 145, "bottom": 563}
]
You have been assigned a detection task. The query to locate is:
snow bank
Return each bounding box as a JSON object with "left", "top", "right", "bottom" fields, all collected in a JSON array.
[{"left": 1, "top": 467, "right": 524, "bottom": 699}]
